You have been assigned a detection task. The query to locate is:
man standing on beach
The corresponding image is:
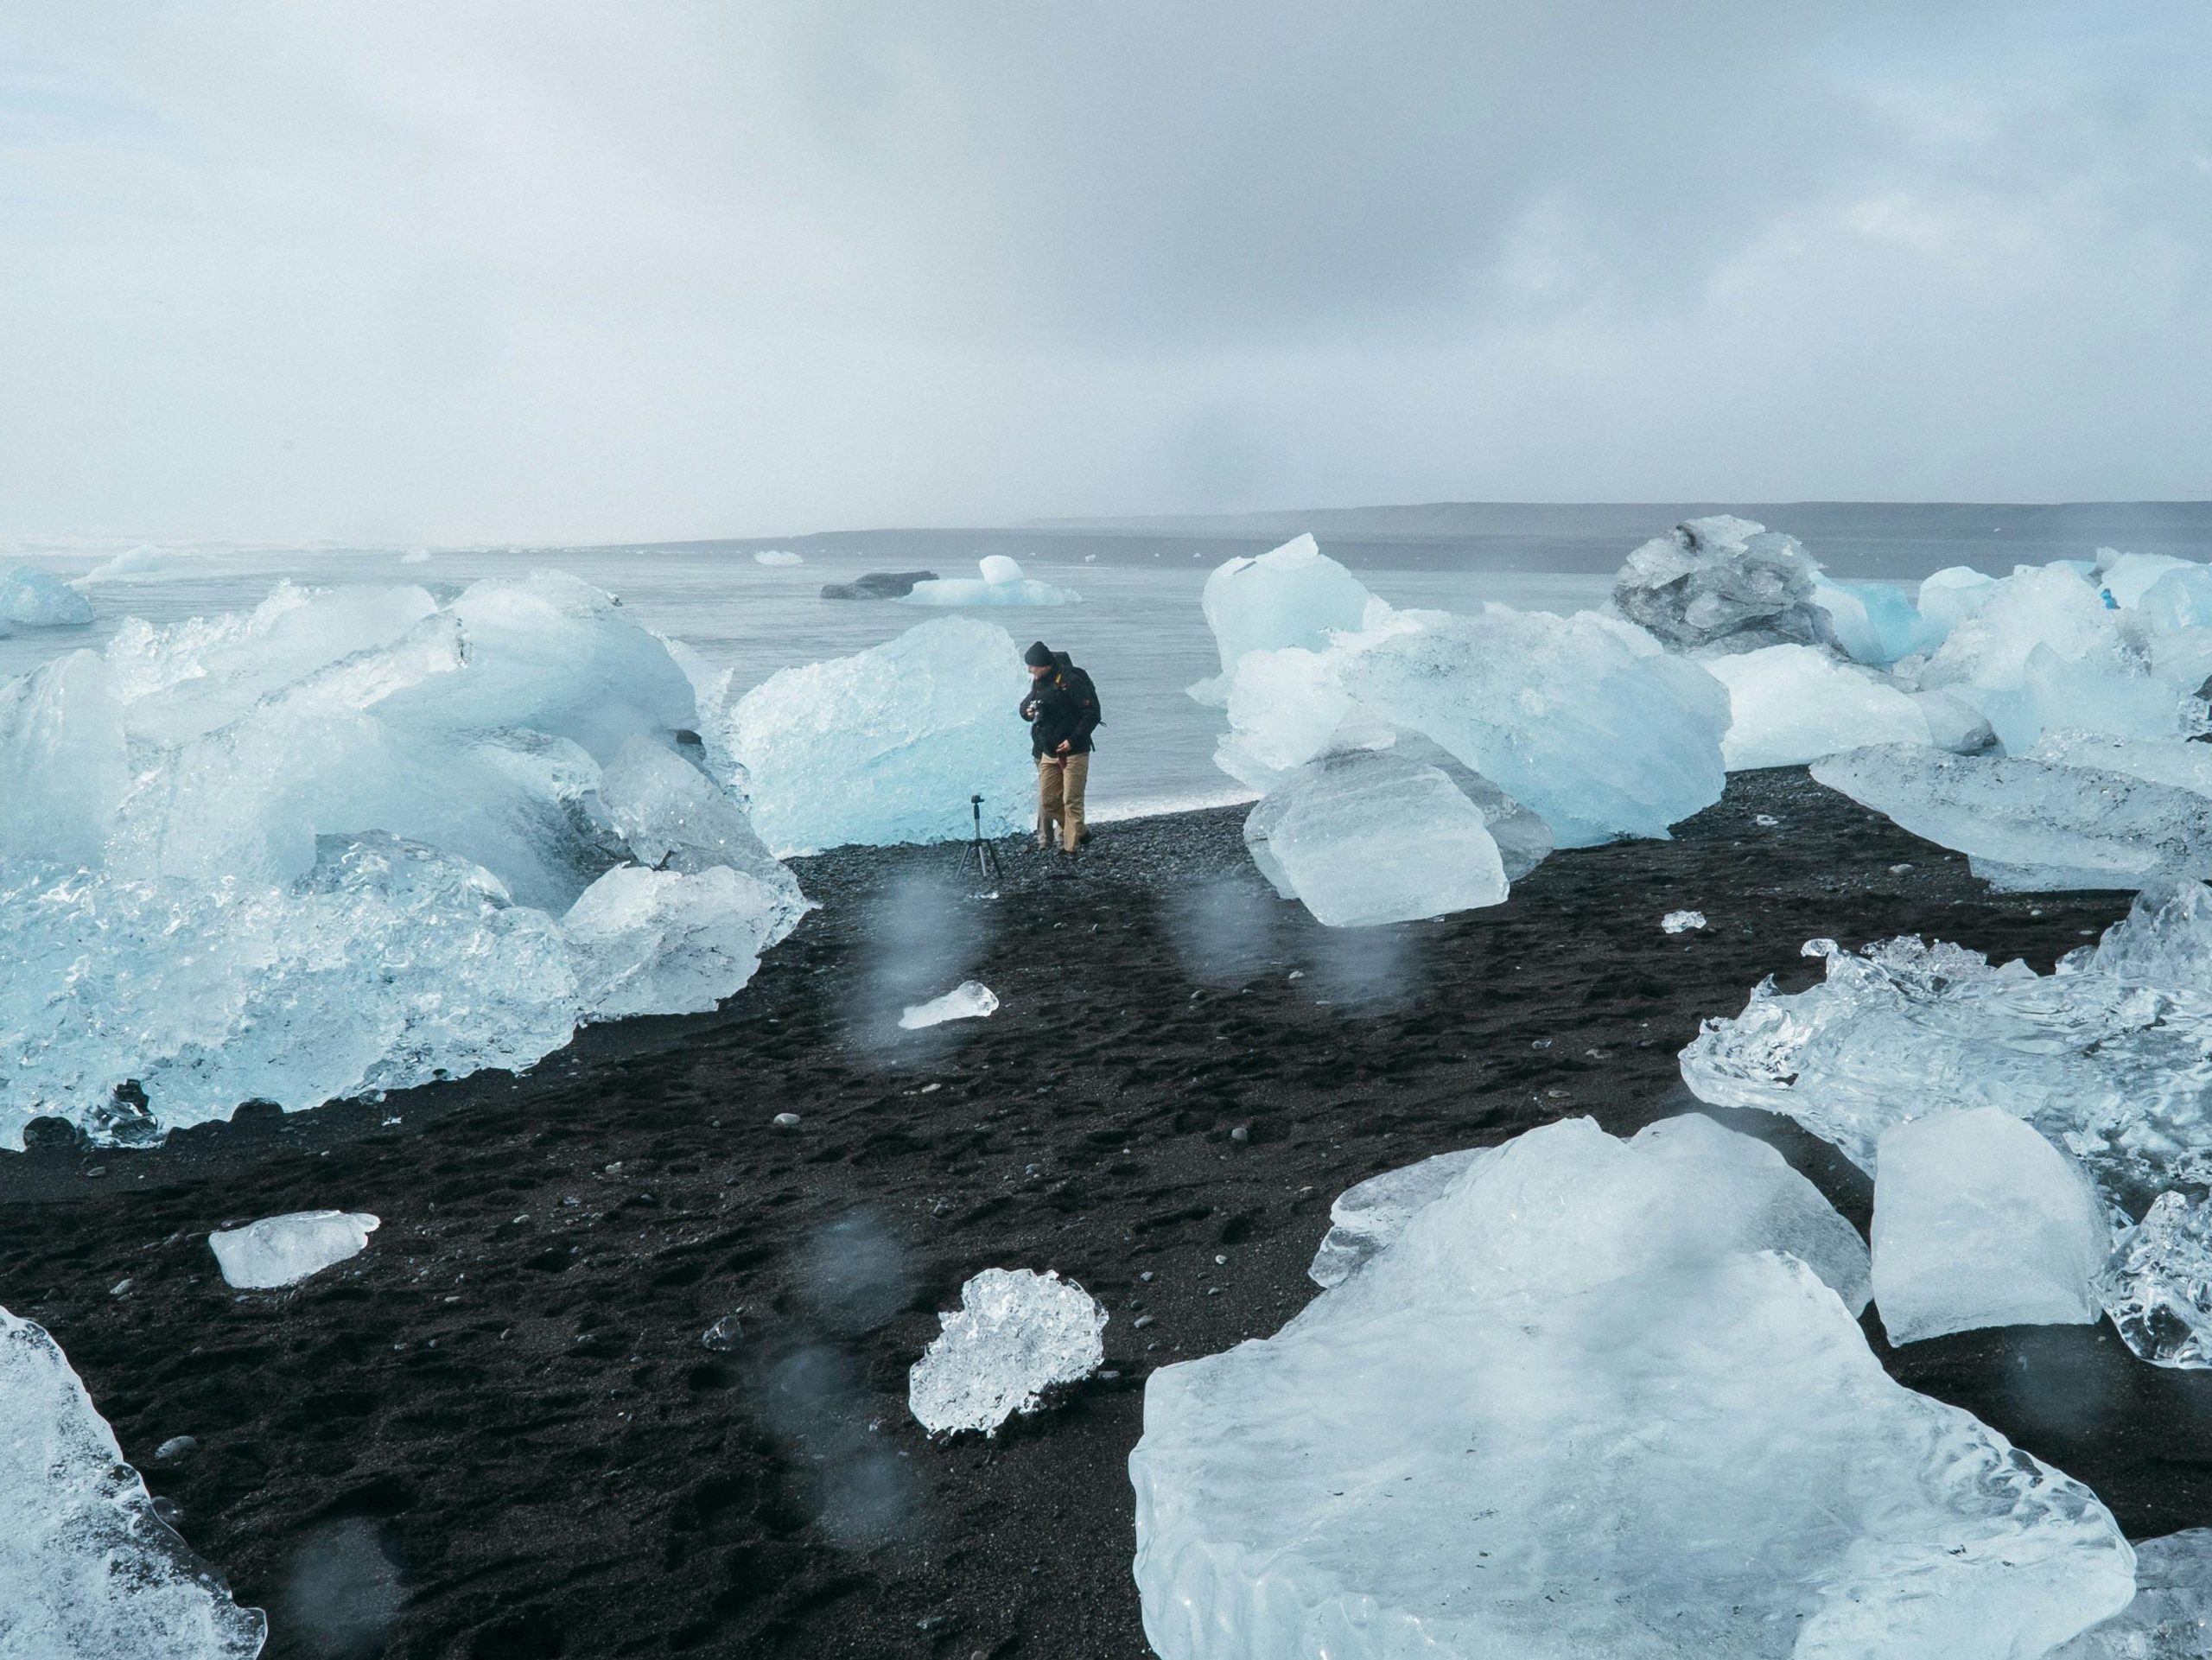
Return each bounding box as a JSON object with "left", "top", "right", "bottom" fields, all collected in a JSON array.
[{"left": 1020, "top": 640, "right": 1100, "bottom": 853}]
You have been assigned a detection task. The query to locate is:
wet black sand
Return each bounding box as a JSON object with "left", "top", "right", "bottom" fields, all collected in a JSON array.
[{"left": 5, "top": 770, "right": 2210, "bottom": 1659}]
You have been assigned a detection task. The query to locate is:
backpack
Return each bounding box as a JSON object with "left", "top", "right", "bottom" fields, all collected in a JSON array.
[{"left": 1054, "top": 657, "right": 1103, "bottom": 729}]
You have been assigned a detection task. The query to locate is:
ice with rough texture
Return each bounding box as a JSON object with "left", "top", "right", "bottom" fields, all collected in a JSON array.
[
  {"left": 1610, "top": 515, "right": 1842, "bottom": 655},
  {"left": 1132, "top": 1114, "right": 2117, "bottom": 1660},
  {"left": 907, "top": 1268, "right": 1106, "bottom": 1434},
  {"left": 1662, "top": 909, "right": 1707, "bottom": 933},
  {"left": 1307, "top": 1147, "right": 1497, "bottom": 1288},
  {"left": 1242, "top": 749, "right": 1506, "bottom": 927},
  {"left": 2098, "top": 1192, "right": 2212, "bottom": 1369},
  {"left": 1870, "top": 1108, "right": 2108, "bottom": 1344},
  {"left": 722, "top": 616, "right": 1035, "bottom": 855},
  {"left": 1190, "top": 534, "right": 1385, "bottom": 703},
  {"left": 898, "top": 981, "right": 999, "bottom": 1030},
  {"left": 902, "top": 555, "right": 1079, "bottom": 607},
  {"left": 1814, "top": 744, "right": 2212, "bottom": 891},
  {"left": 2053, "top": 1530, "right": 2212, "bottom": 1657},
  {"left": 1, "top": 562, "right": 94, "bottom": 626},
  {"left": 0, "top": 1307, "right": 266, "bottom": 1657},
  {"left": 752, "top": 549, "right": 804, "bottom": 566},
  {"left": 565, "top": 862, "right": 804, "bottom": 1020},
  {"left": 1706, "top": 644, "right": 1930, "bottom": 769},
  {"left": 208, "top": 1211, "right": 379, "bottom": 1289}
]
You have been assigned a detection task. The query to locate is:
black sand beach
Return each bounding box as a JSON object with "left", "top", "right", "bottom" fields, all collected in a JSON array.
[{"left": 6, "top": 770, "right": 2210, "bottom": 1660}]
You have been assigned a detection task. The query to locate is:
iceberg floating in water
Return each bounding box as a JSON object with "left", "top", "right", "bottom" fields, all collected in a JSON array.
[
  {"left": 0, "top": 1307, "right": 267, "bottom": 1657},
  {"left": 1813, "top": 744, "right": 2212, "bottom": 891},
  {"left": 752, "top": 549, "right": 804, "bottom": 566},
  {"left": 0, "top": 573, "right": 806, "bottom": 1148},
  {"left": 1190, "top": 534, "right": 1384, "bottom": 704},
  {"left": 1132, "top": 1114, "right": 2121, "bottom": 1660},
  {"left": 209, "top": 1211, "right": 380, "bottom": 1289},
  {"left": 721, "top": 615, "right": 1037, "bottom": 855},
  {"left": 1707, "top": 643, "right": 1931, "bottom": 769},
  {"left": 899, "top": 980, "right": 999, "bottom": 1030},
  {"left": 1870, "top": 1108, "right": 2108, "bottom": 1345},
  {"left": 907, "top": 1267, "right": 1106, "bottom": 1435},
  {"left": 903, "top": 555, "right": 1078, "bottom": 607},
  {"left": 1, "top": 562, "right": 94, "bottom": 627},
  {"left": 1242, "top": 749, "right": 1507, "bottom": 927},
  {"left": 1610, "top": 516, "right": 1843, "bottom": 655}
]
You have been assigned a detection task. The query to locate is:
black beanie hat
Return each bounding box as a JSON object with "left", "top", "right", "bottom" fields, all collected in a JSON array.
[{"left": 1023, "top": 640, "right": 1054, "bottom": 667}]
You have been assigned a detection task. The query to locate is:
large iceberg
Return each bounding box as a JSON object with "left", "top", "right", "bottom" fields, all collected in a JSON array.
[
  {"left": 1610, "top": 515, "right": 1843, "bottom": 655},
  {"left": 1812, "top": 744, "right": 2212, "bottom": 891},
  {"left": 0, "top": 574, "right": 807, "bottom": 1147},
  {"left": 1869, "top": 1108, "right": 2108, "bottom": 1345},
  {"left": 908, "top": 1268, "right": 1107, "bottom": 1435},
  {"left": 902, "top": 555, "right": 1079, "bottom": 607},
  {"left": 1242, "top": 749, "right": 1507, "bottom": 927},
  {"left": 721, "top": 615, "right": 1036, "bottom": 855},
  {"left": 1, "top": 562, "right": 94, "bottom": 627},
  {"left": 1, "top": 1307, "right": 266, "bottom": 1657},
  {"left": 1190, "top": 534, "right": 1384, "bottom": 703},
  {"left": 1706, "top": 644, "right": 1931, "bottom": 769},
  {"left": 1131, "top": 1114, "right": 2127, "bottom": 1660}
]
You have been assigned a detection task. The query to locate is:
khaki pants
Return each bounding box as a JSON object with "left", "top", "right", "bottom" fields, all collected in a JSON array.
[{"left": 1037, "top": 752, "right": 1090, "bottom": 851}]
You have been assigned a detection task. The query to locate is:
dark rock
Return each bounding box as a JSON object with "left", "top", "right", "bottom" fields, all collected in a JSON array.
[
  {"left": 20, "top": 1116, "right": 89, "bottom": 1154},
  {"left": 819, "top": 569, "right": 937, "bottom": 601}
]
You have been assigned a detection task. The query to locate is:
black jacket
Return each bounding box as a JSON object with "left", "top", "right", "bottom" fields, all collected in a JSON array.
[{"left": 1020, "top": 657, "right": 1101, "bottom": 758}]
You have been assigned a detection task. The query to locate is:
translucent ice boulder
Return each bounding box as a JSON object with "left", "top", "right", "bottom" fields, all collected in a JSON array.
[
  {"left": 2097, "top": 1192, "right": 2212, "bottom": 1369},
  {"left": 0, "top": 1307, "right": 267, "bottom": 1657},
  {"left": 1242, "top": 749, "right": 1507, "bottom": 927},
  {"left": 1191, "top": 534, "right": 1387, "bottom": 703},
  {"left": 2053, "top": 1530, "right": 2212, "bottom": 1657},
  {"left": 1306, "top": 1146, "right": 1497, "bottom": 1288},
  {"left": 907, "top": 1267, "right": 1107, "bottom": 1434},
  {"left": 564, "top": 862, "right": 806, "bottom": 1021},
  {"left": 721, "top": 616, "right": 1037, "bottom": 855},
  {"left": 208, "top": 1211, "right": 379, "bottom": 1289},
  {"left": 1814, "top": 744, "right": 2212, "bottom": 891},
  {"left": 1131, "top": 1115, "right": 2120, "bottom": 1660},
  {"left": 0, "top": 562, "right": 94, "bottom": 626},
  {"left": 898, "top": 980, "right": 999, "bottom": 1030},
  {"left": 902, "top": 555, "right": 1079, "bottom": 607},
  {"left": 1811, "top": 576, "right": 1941, "bottom": 665},
  {"left": 1610, "top": 515, "right": 1842, "bottom": 655},
  {"left": 1706, "top": 644, "right": 1931, "bottom": 769},
  {"left": 1870, "top": 1108, "right": 2108, "bottom": 1345}
]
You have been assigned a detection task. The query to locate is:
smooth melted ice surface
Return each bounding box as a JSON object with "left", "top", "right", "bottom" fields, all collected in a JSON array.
[{"left": 208, "top": 1211, "right": 379, "bottom": 1289}]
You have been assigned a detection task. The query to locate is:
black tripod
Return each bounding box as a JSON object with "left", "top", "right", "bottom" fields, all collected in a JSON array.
[{"left": 965, "top": 792, "right": 1002, "bottom": 883}]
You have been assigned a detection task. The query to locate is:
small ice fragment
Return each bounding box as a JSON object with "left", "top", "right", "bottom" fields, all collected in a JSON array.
[
  {"left": 700, "top": 1311, "right": 744, "bottom": 1352},
  {"left": 398, "top": 548, "right": 431, "bottom": 565},
  {"left": 752, "top": 549, "right": 804, "bottom": 566},
  {"left": 207, "top": 1211, "right": 379, "bottom": 1289},
  {"left": 2098, "top": 1191, "right": 2212, "bottom": 1368},
  {"left": 1662, "top": 910, "right": 1707, "bottom": 933},
  {"left": 899, "top": 980, "right": 999, "bottom": 1030},
  {"left": 1754, "top": 813, "right": 1780, "bottom": 827},
  {"left": 908, "top": 1267, "right": 1107, "bottom": 1435},
  {"left": 2050, "top": 1529, "right": 2212, "bottom": 1657},
  {"left": 156, "top": 1434, "right": 199, "bottom": 1462},
  {"left": 772, "top": 1112, "right": 801, "bottom": 1129},
  {"left": 1871, "top": 1108, "right": 2108, "bottom": 1345}
]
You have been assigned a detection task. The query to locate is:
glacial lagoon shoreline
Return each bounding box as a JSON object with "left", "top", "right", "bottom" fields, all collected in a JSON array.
[{"left": 5, "top": 773, "right": 2209, "bottom": 1659}]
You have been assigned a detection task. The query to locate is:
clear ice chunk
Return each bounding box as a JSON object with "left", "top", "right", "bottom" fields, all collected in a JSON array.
[
  {"left": 2097, "top": 1192, "right": 2212, "bottom": 1369},
  {"left": 1241, "top": 749, "right": 1507, "bottom": 927},
  {"left": 1190, "top": 534, "right": 1386, "bottom": 703},
  {"left": 1813, "top": 744, "right": 2212, "bottom": 891},
  {"left": 0, "top": 1307, "right": 266, "bottom": 1657},
  {"left": 1706, "top": 644, "right": 1931, "bottom": 769},
  {"left": 2052, "top": 1529, "right": 2212, "bottom": 1657},
  {"left": 564, "top": 862, "right": 807, "bottom": 1021},
  {"left": 1307, "top": 1147, "right": 1497, "bottom": 1288},
  {"left": 208, "top": 1211, "right": 379, "bottom": 1289},
  {"left": 752, "top": 549, "right": 804, "bottom": 566},
  {"left": 0, "top": 562, "right": 95, "bottom": 626},
  {"left": 1662, "top": 909, "right": 1707, "bottom": 933},
  {"left": 898, "top": 981, "right": 999, "bottom": 1030},
  {"left": 907, "top": 1267, "right": 1106, "bottom": 1434},
  {"left": 721, "top": 616, "right": 1038, "bottom": 855},
  {"left": 1870, "top": 1107, "right": 2109, "bottom": 1345},
  {"left": 1131, "top": 1115, "right": 2120, "bottom": 1660},
  {"left": 1610, "top": 515, "right": 1843, "bottom": 655}
]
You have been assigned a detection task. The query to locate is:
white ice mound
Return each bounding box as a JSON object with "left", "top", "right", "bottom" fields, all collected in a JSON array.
[
  {"left": 1812, "top": 744, "right": 2212, "bottom": 891},
  {"left": 1242, "top": 749, "right": 1507, "bottom": 927},
  {"left": 1190, "top": 534, "right": 1384, "bottom": 703},
  {"left": 1706, "top": 644, "right": 1931, "bottom": 769},
  {"left": 907, "top": 1267, "right": 1106, "bottom": 1435},
  {"left": 0, "top": 1307, "right": 267, "bottom": 1657},
  {"left": 208, "top": 1211, "right": 379, "bottom": 1289},
  {"left": 1610, "top": 515, "right": 1843, "bottom": 655},
  {"left": 902, "top": 555, "right": 1079, "bottom": 607},
  {"left": 0, "top": 573, "right": 807, "bottom": 1147},
  {"left": 752, "top": 549, "right": 804, "bottom": 566},
  {"left": 899, "top": 980, "right": 999, "bottom": 1030},
  {"left": 1919, "top": 565, "right": 1999, "bottom": 632},
  {"left": 1, "top": 562, "right": 95, "bottom": 626},
  {"left": 2053, "top": 1529, "right": 2212, "bottom": 1657},
  {"left": 1870, "top": 1108, "right": 2108, "bottom": 1345},
  {"left": 721, "top": 615, "right": 1036, "bottom": 855},
  {"left": 1131, "top": 1115, "right": 2122, "bottom": 1660},
  {"left": 1307, "top": 1147, "right": 1497, "bottom": 1288}
]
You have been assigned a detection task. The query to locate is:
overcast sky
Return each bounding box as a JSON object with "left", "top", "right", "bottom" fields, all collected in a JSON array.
[{"left": 3, "top": 3, "right": 2209, "bottom": 544}]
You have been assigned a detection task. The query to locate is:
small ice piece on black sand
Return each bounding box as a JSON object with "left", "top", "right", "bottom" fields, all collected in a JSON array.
[
  {"left": 1662, "top": 909, "right": 1707, "bottom": 933},
  {"left": 208, "top": 1211, "right": 378, "bottom": 1289},
  {"left": 0, "top": 1308, "right": 265, "bottom": 1656},
  {"left": 772, "top": 1112, "right": 802, "bottom": 1129},
  {"left": 1871, "top": 1108, "right": 2108, "bottom": 1345},
  {"left": 908, "top": 1268, "right": 1107, "bottom": 1435},
  {"left": 156, "top": 1435, "right": 200, "bottom": 1463},
  {"left": 899, "top": 981, "right": 998, "bottom": 1030},
  {"left": 1755, "top": 813, "right": 1781, "bottom": 827},
  {"left": 2051, "top": 1529, "right": 2212, "bottom": 1657},
  {"left": 700, "top": 1312, "right": 744, "bottom": 1352},
  {"left": 2099, "top": 1192, "right": 2212, "bottom": 1368}
]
